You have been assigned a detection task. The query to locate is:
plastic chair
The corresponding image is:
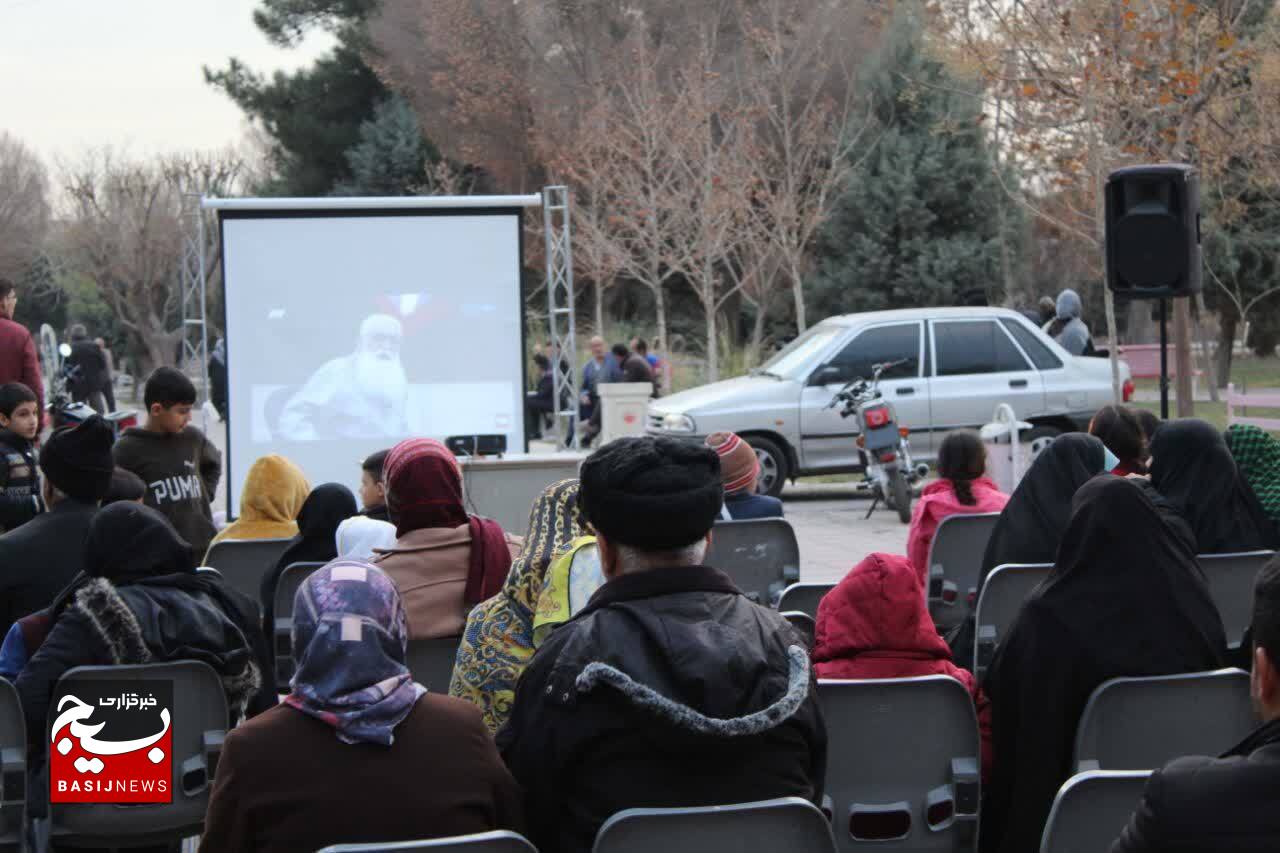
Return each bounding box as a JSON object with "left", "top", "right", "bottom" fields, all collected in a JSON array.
[
  {"left": 318, "top": 830, "right": 538, "bottom": 852},
  {"left": 705, "top": 518, "right": 801, "bottom": 606},
  {"left": 203, "top": 537, "right": 294, "bottom": 602},
  {"left": 593, "top": 796, "right": 835, "bottom": 853},
  {"left": 1039, "top": 770, "right": 1150, "bottom": 853},
  {"left": 777, "top": 583, "right": 835, "bottom": 620},
  {"left": 926, "top": 513, "right": 1001, "bottom": 632},
  {"left": 272, "top": 561, "right": 327, "bottom": 685},
  {"left": 1073, "top": 669, "right": 1253, "bottom": 772},
  {"left": 48, "top": 661, "right": 230, "bottom": 848},
  {"left": 781, "top": 612, "right": 816, "bottom": 651},
  {"left": 406, "top": 636, "right": 462, "bottom": 692},
  {"left": 1199, "top": 550, "right": 1276, "bottom": 649},
  {"left": 817, "top": 676, "right": 980, "bottom": 851},
  {"left": 972, "top": 563, "right": 1052, "bottom": 681},
  {"left": 0, "top": 681, "right": 24, "bottom": 851}
]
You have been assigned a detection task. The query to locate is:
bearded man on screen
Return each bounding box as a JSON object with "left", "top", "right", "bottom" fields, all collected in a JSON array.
[{"left": 279, "top": 314, "right": 408, "bottom": 441}]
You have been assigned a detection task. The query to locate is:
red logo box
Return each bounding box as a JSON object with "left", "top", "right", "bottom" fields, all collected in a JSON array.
[{"left": 49, "top": 680, "right": 173, "bottom": 804}]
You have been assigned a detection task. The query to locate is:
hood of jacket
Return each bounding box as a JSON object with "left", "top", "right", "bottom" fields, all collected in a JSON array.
[
  {"left": 540, "top": 565, "right": 811, "bottom": 745},
  {"left": 72, "top": 574, "right": 261, "bottom": 716},
  {"left": 1056, "top": 289, "right": 1082, "bottom": 319},
  {"left": 238, "top": 454, "right": 310, "bottom": 525},
  {"left": 813, "top": 552, "right": 951, "bottom": 665}
]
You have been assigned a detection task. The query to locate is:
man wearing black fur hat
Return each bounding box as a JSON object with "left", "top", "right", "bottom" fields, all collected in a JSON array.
[
  {"left": 0, "top": 416, "right": 115, "bottom": 639},
  {"left": 498, "top": 436, "right": 826, "bottom": 853}
]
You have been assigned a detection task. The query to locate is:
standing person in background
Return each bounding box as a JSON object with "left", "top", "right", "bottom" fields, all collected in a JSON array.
[
  {"left": 631, "top": 337, "right": 663, "bottom": 396},
  {"left": 1042, "top": 289, "right": 1092, "bottom": 355},
  {"left": 0, "top": 279, "right": 44, "bottom": 423},
  {"left": 581, "top": 344, "right": 655, "bottom": 446},
  {"left": 64, "top": 325, "right": 109, "bottom": 414},
  {"left": 0, "top": 383, "right": 43, "bottom": 532},
  {"left": 580, "top": 336, "right": 616, "bottom": 422},
  {"left": 114, "top": 367, "right": 223, "bottom": 556},
  {"left": 1037, "top": 296, "right": 1057, "bottom": 327},
  {"left": 93, "top": 337, "right": 116, "bottom": 412},
  {"left": 358, "top": 449, "right": 391, "bottom": 522},
  {"left": 208, "top": 337, "right": 228, "bottom": 422}
]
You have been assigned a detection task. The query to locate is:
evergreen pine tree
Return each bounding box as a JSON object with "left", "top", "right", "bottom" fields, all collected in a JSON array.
[
  {"left": 333, "top": 96, "right": 438, "bottom": 196},
  {"left": 807, "top": 5, "right": 1018, "bottom": 318}
]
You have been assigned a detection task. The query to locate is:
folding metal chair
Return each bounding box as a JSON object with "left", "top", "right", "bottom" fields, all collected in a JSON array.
[
  {"left": 777, "top": 584, "right": 835, "bottom": 620},
  {"left": 272, "top": 560, "right": 326, "bottom": 685},
  {"left": 203, "top": 537, "right": 294, "bottom": 602},
  {"left": 705, "top": 518, "right": 801, "bottom": 605},
  {"left": 318, "top": 830, "right": 538, "bottom": 852},
  {"left": 593, "top": 796, "right": 834, "bottom": 853},
  {"left": 926, "top": 513, "right": 1001, "bottom": 633},
  {"left": 1199, "top": 550, "right": 1276, "bottom": 649},
  {"left": 972, "top": 563, "right": 1052, "bottom": 681},
  {"left": 1039, "top": 770, "right": 1150, "bottom": 853},
  {"left": 405, "top": 636, "right": 463, "bottom": 692}
]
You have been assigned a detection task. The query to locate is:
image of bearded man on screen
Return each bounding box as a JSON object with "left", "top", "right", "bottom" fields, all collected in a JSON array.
[{"left": 278, "top": 314, "right": 408, "bottom": 441}]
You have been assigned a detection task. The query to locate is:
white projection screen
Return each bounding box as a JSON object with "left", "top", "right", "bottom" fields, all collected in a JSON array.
[{"left": 216, "top": 199, "right": 530, "bottom": 515}]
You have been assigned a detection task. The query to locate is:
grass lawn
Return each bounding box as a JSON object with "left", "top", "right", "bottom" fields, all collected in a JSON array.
[{"left": 1131, "top": 353, "right": 1280, "bottom": 433}]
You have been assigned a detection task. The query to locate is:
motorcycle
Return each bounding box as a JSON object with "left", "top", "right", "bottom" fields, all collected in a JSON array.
[
  {"left": 826, "top": 358, "right": 926, "bottom": 524},
  {"left": 41, "top": 330, "right": 138, "bottom": 438}
]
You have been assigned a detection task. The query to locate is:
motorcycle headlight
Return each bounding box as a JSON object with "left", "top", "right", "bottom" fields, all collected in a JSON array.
[{"left": 661, "top": 413, "right": 696, "bottom": 433}]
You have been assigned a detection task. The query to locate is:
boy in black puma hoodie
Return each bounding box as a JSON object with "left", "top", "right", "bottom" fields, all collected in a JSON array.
[
  {"left": 113, "top": 367, "right": 222, "bottom": 555},
  {"left": 0, "top": 382, "right": 42, "bottom": 532}
]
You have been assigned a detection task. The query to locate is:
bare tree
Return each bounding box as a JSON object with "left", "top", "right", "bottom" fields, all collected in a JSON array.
[
  {"left": 0, "top": 133, "right": 51, "bottom": 281},
  {"left": 60, "top": 149, "right": 243, "bottom": 374}
]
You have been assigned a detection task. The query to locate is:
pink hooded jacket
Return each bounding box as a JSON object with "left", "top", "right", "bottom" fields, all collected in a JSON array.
[{"left": 907, "top": 476, "right": 1009, "bottom": 586}]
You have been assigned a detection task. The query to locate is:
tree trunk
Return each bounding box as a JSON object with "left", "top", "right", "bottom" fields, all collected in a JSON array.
[
  {"left": 654, "top": 285, "right": 668, "bottom": 368},
  {"left": 593, "top": 278, "right": 605, "bottom": 336},
  {"left": 1193, "top": 293, "right": 1219, "bottom": 403},
  {"left": 791, "top": 267, "right": 807, "bottom": 334},
  {"left": 705, "top": 301, "right": 718, "bottom": 383},
  {"left": 751, "top": 299, "right": 768, "bottom": 364},
  {"left": 1103, "top": 284, "right": 1123, "bottom": 404},
  {"left": 1216, "top": 312, "right": 1237, "bottom": 389},
  {"left": 1173, "top": 297, "right": 1195, "bottom": 416}
]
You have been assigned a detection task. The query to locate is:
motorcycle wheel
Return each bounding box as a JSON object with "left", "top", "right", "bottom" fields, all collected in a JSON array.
[{"left": 891, "top": 469, "right": 911, "bottom": 524}]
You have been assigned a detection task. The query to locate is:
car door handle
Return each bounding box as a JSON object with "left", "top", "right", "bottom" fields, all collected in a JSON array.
[
  {"left": 896, "top": 387, "right": 915, "bottom": 396},
  {"left": 1009, "top": 379, "right": 1028, "bottom": 388}
]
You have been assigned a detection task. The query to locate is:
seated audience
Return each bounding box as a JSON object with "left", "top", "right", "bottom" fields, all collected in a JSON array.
[
  {"left": 336, "top": 515, "right": 398, "bottom": 561},
  {"left": 358, "top": 448, "right": 391, "bottom": 522},
  {"left": 1112, "top": 553, "right": 1280, "bottom": 852},
  {"left": 1089, "top": 404, "right": 1149, "bottom": 475},
  {"left": 498, "top": 437, "right": 826, "bottom": 853},
  {"left": 906, "top": 430, "right": 1008, "bottom": 584},
  {"left": 0, "top": 416, "right": 114, "bottom": 640},
  {"left": 207, "top": 453, "right": 310, "bottom": 551},
  {"left": 1225, "top": 423, "right": 1280, "bottom": 530},
  {"left": 706, "top": 431, "right": 783, "bottom": 520},
  {"left": 103, "top": 466, "right": 147, "bottom": 505},
  {"left": 451, "top": 479, "right": 589, "bottom": 732},
  {"left": 525, "top": 352, "right": 556, "bottom": 440},
  {"left": 1150, "top": 418, "right": 1279, "bottom": 553},
  {"left": 814, "top": 551, "right": 992, "bottom": 778},
  {"left": 1134, "top": 407, "right": 1161, "bottom": 449},
  {"left": 259, "top": 483, "right": 357, "bottom": 673},
  {"left": 950, "top": 433, "right": 1110, "bottom": 667},
  {"left": 16, "top": 503, "right": 269, "bottom": 745},
  {"left": 373, "top": 438, "right": 520, "bottom": 639},
  {"left": 0, "top": 382, "right": 43, "bottom": 532},
  {"left": 981, "top": 476, "right": 1226, "bottom": 853},
  {"left": 200, "top": 561, "right": 524, "bottom": 852}
]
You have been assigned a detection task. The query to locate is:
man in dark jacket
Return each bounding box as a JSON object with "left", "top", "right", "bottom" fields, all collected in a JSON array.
[
  {"left": 1112, "top": 552, "right": 1280, "bottom": 852},
  {"left": 64, "top": 325, "right": 109, "bottom": 414},
  {"left": 0, "top": 416, "right": 115, "bottom": 640},
  {"left": 498, "top": 436, "right": 826, "bottom": 853}
]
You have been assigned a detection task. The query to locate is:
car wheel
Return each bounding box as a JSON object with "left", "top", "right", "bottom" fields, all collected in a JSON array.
[
  {"left": 746, "top": 436, "right": 789, "bottom": 498},
  {"left": 1023, "top": 425, "right": 1062, "bottom": 459}
]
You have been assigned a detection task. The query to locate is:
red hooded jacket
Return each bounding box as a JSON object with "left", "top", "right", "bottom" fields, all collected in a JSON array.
[
  {"left": 906, "top": 476, "right": 1009, "bottom": 586},
  {"left": 813, "top": 552, "right": 992, "bottom": 778}
]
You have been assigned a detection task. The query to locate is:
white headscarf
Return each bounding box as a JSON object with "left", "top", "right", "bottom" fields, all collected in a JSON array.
[{"left": 335, "top": 516, "right": 398, "bottom": 562}]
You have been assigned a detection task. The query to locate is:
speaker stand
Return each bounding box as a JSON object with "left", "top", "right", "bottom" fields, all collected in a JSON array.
[{"left": 1158, "top": 298, "right": 1170, "bottom": 420}]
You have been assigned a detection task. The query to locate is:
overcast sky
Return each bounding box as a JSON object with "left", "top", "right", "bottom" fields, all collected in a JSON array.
[{"left": 0, "top": 0, "right": 334, "bottom": 166}]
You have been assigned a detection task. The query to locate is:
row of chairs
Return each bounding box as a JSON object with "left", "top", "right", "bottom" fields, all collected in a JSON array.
[{"left": 0, "top": 663, "right": 1247, "bottom": 851}]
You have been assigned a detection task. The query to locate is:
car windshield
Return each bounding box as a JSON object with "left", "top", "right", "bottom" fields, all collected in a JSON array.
[{"left": 759, "top": 324, "right": 843, "bottom": 379}]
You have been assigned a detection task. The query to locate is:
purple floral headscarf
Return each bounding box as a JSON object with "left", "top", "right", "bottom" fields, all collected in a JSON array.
[{"left": 285, "top": 560, "right": 425, "bottom": 745}]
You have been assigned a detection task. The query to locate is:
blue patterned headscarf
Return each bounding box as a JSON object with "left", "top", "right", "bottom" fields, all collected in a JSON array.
[{"left": 285, "top": 560, "right": 425, "bottom": 745}]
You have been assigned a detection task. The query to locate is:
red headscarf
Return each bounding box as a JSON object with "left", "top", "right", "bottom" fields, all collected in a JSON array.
[{"left": 383, "top": 438, "right": 512, "bottom": 605}]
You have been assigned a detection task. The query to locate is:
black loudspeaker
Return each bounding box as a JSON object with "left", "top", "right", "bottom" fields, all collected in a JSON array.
[{"left": 1105, "top": 164, "right": 1201, "bottom": 299}]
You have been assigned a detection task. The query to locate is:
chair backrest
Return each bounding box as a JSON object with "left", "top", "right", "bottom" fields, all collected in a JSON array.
[
  {"left": 1039, "top": 771, "right": 1150, "bottom": 853},
  {"left": 705, "top": 518, "right": 801, "bottom": 605},
  {"left": 272, "top": 561, "right": 328, "bottom": 685},
  {"left": 1073, "top": 669, "right": 1253, "bottom": 772},
  {"left": 1226, "top": 383, "right": 1280, "bottom": 431},
  {"left": 781, "top": 612, "right": 816, "bottom": 651},
  {"left": 972, "top": 563, "right": 1053, "bottom": 680},
  {"left": 1199, "top": 550, "right": 1276, "bottom": 648},
  {"left": 777, "top": 583, "right": 834, "bottom": 620},
  {"left": 203, "top": 537, "right": 294, "bottom": 602},
  {"left": 0, "top": 680, "right": 24, "bottom": 848},
  {"left": 405, "top": 636, "right": 462, "bottom": 693},
  {"left": 48, "top": 661, "right": 229, "bottom": 848},
  {"left": 925, "top": 513, "right": 1001, "bottom": 632},
  {"left": 318, "top": 830, "right": 538, "bottom": 852},
  {"left": 818, "top": 676, "right": 980, "bottom": 852},
  {"left": 593, "top": 797, "right": 835, "bottom": 853}
]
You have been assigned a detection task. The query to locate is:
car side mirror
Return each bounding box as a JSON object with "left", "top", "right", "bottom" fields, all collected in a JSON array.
[{"left": 810, "top": 365, "right": 843, "bottom": 387}]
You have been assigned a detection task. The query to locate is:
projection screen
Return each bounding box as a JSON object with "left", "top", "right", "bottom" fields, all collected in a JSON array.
[{"left": 216, "top": 198, "right": 533, "bottom": 515}]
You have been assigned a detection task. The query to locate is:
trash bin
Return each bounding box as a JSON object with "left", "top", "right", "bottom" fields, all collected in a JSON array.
[
  {"left": 980, "top": 404, "right": 1034, "bottom": 495},
  {"left": 598, "top": 382, "right": 653, "bottom": 445}
]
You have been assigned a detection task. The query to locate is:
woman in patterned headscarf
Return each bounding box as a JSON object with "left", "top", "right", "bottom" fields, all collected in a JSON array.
[
  {"left": 1226, "top": 423, "right": 1280, "bottom": 529},
  {"left": 450, "top": 479, "right": 591, "bottom": 732}
]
